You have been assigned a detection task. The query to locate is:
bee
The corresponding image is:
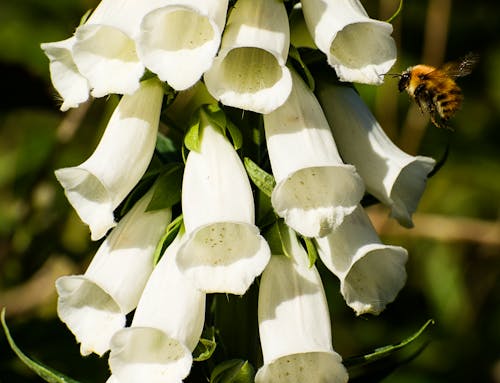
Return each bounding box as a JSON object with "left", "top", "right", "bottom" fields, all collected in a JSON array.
[{"left": 397, "top": 53, "right": 479, "bottom": 129}]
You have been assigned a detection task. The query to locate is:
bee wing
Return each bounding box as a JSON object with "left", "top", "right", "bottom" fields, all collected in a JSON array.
[{"left": 439, "top": 52, "right": 479, "bottom": 78}]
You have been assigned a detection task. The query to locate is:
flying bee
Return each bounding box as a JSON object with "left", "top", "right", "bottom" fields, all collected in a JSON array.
[{"left": 396, "top": 53, "right": 479, "bottom": 129}]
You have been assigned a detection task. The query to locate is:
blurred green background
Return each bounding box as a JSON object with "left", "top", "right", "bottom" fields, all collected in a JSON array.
[{"left": 0, "top": 0, "right": 499, "bottom": 382}]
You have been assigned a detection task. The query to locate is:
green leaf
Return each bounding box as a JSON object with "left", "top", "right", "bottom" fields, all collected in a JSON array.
[
  {"left": 303, "top": 237, "right": 318, "bottom": 267},
  {"left": 193, "top": 326, "right": 217, "bottom": 362},
  {"left": 146, "top": 163, "right": 183, "bottom": 212},
  {"left": 203, "top": 104, "right": 227, "bottom": 130},
  {"left": 386, "top": 0, "right": 403, "bottom": 23},
  {"left": 226, "top": 119, "right": 243, "bottom": 150},
  {"left": 345, "top": 319, "right": 435, "bottom": 382},
  {"left": 156, "top": 131, "right": 177, "bottom": 156},
  {"left": 153, "top": 214, "right": 183, "bottom": 265},
  {"left": 210, "top": 359, "right": 255, "bottom": 383},
  {"left": 184, "top": 110, "right": 202, "bottom": 152},
  {"left": 243, "top": 157, "right": 275, "bottom": 197},
  {"left": 1, "top": 308, "right": 82, "bottom": 383}
]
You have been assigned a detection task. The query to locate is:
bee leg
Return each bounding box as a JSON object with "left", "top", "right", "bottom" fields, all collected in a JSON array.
[{"left": 414, "top": 84, "right": 431, "bottom": 114}]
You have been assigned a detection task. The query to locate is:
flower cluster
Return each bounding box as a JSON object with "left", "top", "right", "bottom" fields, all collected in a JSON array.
[{"left": 42, "top": 0, "right": 435, "bottom": 382}]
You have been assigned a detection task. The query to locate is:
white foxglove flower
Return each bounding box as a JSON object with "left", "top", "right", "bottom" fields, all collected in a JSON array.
[
  {"left": 316, "top": 83, "right": 436, "bottom": 227},
  {"left": 71, "top": 0, "right": 160, "bottom": 97},
  {"left": 177, "top": 118, "right": 270, "bottom": 295},
  {"left": 204, "top": 0, "right": 292, "bottom": 113},
  {"left": 264, "top": 69, "right": 364, "bottom": 238},
  {"left": 316, "top": 205, "right": 408, "bottom": 315},
  {"left": 40, "top": 37, "right": 90, "bottom": 111},
  {"left": 300, "top": 0, "right": 396, "bottom": 84},
  {"left": 109, "top": 234, "right": 205, "bottom": 383},
  {"left": 56, "top": 189, "right": 172, "bottom": 356},
  {"left": 137, "top": 0, "right": 228, "bottom": 90},
  {"left": 55, "top": 78, "right": 163, "bottom": 240},
  {"left": 256, "top": 227, "right": 348, "bottom": 383}
]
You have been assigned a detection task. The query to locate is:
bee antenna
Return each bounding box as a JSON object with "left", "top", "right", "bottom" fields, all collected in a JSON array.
[{"left": 379, "top": 72, "right": 401, "bottom": 79}]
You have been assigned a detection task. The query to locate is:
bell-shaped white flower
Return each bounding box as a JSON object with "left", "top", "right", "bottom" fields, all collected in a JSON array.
[
  {"left": 300, "top": 0, "right": 396, "bottom": 84},
  {"left": 316, "top": 205, "right": 408, "bottom": 315},
  {"left": 316, "top": 83, "right": 436, "bottom": 227},
  {"left": 56, "top": 189, "right": 172, "bottom": 356},
  {"left": 204, "top": 0, "right": 292, "bottom": 113},
  {"left": 256, "top": 227, "right": 348, "bottom": 383},
  {"left": 55, "top": 78, "right": 163, "bottom": 240},
  {"left": 137, "top": 0, "right": 228, "bottom": 90},
  {"left": 40, "top": 37, "right": 90, "bottom": 111},
  {"left": 264, "top": 69, "right": 364, "bottom": 238},
  {"left": 177, "top": 116, "right": 270, "bottom": 295},
  {"left": 71, "top": 0, "right": 160, "bottom": 97},
  {"left": 109, "top": 234, "right": 205, "bottom": 383}
]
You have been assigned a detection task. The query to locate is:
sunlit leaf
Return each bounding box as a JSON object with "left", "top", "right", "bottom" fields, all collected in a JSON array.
[
  {"left": 153, "top": 214, "right": 183, "bottom": 265},
  {"left": 1, "top": 308, "right": 82, "bottom": 383},
  {"left": 184, "top": 111, "right": 202, "bottom": 152},
  {"left": 303, "top": 236, "right": 318, "bottom": 267},
  {"left": 243, "top": 157, "right": 275, "bottom": 197},
  {"left": 210, "top": 359, "right": 255, "bottom": 383},
  {"left": 193, "top": 326, "right": 217, "bottom": 362}
]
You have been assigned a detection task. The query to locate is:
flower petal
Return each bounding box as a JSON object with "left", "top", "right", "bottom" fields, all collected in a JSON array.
[
  {"left": 204, "top": 0, "right": 292, "bottom": 113},
  {"left": 316, "top": 83, "right": 436, "bottom": 227},
  {"left": 72, "top": 25, "right": 144, "bottom": 97},
  {"left": 301, "top": 0, "right": 396, "bottom": 84},
  {"left": 177, "top": 121, "right": 270, "bottom": 294},
  {"left": 55, "top": 78, "right": 163, "bottom": 240},
  {"left": 56, "top": 189, "right": 171, "bottom": 356},
  {"left": 256, "top": 228, "right": 348, "bottom": 383},
  {"left": 264, "top": 69, "right": 364, "bottom": 237},
  {"left": 70, "top": 0, "right": 160, "bottom": 96},
  {"left": 40, "top": 37, "right": 90, "bottom": 111},
  {"left": 316, "top": 205, "right": 408, "bottom": 315},
  {"left": 137, "top": 0, "right": 228, "bottom": 90},
  {"left": 109, "top": 235, "right": 204, "bottom": 383}
]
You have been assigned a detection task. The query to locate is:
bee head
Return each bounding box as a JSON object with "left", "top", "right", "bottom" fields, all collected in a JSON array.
[{"left": 398, "top": 71, "right": 411, "bottom": 92}]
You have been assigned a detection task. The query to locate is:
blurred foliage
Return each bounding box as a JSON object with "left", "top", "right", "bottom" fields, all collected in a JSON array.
[{"left": 0, "top": 0, "right": 499, "bottom": 383}]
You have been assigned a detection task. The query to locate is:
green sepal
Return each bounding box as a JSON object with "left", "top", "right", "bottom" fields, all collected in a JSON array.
[
  {"left": 226, "top": 119, "right": 243, "bottom": 150},
  {"left": 193, "top": 326, "right": 217, "bottom": 362},
  {"left": 386, "top": 0, "right": 403, "bottom": 23},
  {"left": 264, "top": 220, "right": 293, "bottom": 258},
  {"left": 152, "top": 215, "right": 183, "bottom": 265},
  {"left": 345, "top": 319, "right": 435, "bottom": 381},
  {"left": 146, "top": 163, "right": 183, "bottom": 212},
  {"left": 243, "top": 157, "right": 275, "bottom": 198},
  {"left": 303, "top": 236, "right": 318, "bottom": 267},
  {"left": 288, "top": 45, "right": 315, "bottom": 90},
  {"left": 1, "top": 308, "right": 81, "bottom": 383},
  {"left": 184, "top": 109, "right": 202, "bottom": 153},
  {"left": 210, "top": 359, "right": 255, "bottom": 383}
]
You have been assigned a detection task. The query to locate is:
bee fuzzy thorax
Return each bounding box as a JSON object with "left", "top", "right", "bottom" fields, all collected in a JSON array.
[{"left": 397, "top": 53, "right": 478, "bottom": 128}]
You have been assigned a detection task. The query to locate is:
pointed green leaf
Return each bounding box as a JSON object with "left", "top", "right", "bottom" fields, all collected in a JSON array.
[
  {"left": 203, "top": 104, "right": 227, "bottom": 130},
  {"left": 226, "top": 119, "right": 243, "bottom": 150},
  {"left": 243, "top": 157, "right": 275, "bottom": 197},
  {"left": 155, "top": 131, "right": 177, "bottom": 157},
  {"left": 193, "top": 326, "right": 217, "bottom": 362},
  {"left": 184, "top": 110, "right": 202, "bottom": 152},
  {"left": 303, "top": 236, "right": 318, "bottom": 267},
  {"left": 146, "top": 163, "right": 183, "bottom": 212},
  {"left": 210, "top": 359, "right": 255, "bottom": 383},
  {"left": 153, "top": 215, "right": 183, "bottom": 265},
  {"left": 1, "top": 308, "right": 81, "bottom": 383},
  {"left": 345, "top": 319, "right": 435, "bottom": 382}
]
